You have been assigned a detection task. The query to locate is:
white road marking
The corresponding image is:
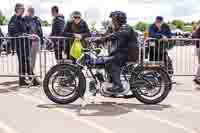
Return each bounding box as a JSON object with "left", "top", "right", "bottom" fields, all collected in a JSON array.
[
  {"left": 6, "top": 88, "right": 115, "bottom": 133},
  {"left": 113, "top": 104, "right": 198, "bottom": 133},
  {"left": 0, "top": 121, "right": 19, "bottom": 133},
  {"left": 172, "top": 92, "right": 200, "bottom": 98},
  {"left": 4, "top": 86, "right": 200, "bottom": 133},
  {"left": 171, "top": 103, "right": 200, "bottom": 113}
]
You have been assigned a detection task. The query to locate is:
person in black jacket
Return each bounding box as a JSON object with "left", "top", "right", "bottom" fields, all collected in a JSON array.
[
  {"left": 100, "top": 11, "right": 138, "bottom": 95},
  {"left": 63, "top": 11, "right": 90, "bottom": 62},
  {"left": 0, "top": 27, "right": 3, "bottom": 37},
  {"left": 50, "top": 6, "right": 65, "bottom": 62},
  {"left": 0, "top": 27, "right": 4, "bottom": 54},
  {"left": 8, "top": 3, "right": 39, "bottom": 86}
]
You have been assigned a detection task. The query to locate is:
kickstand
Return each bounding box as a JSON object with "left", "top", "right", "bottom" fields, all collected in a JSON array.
[
  {"left": 75, "top": 97, "right": 89, "bottom": 114},
  {"left": 80, "top": 96, "right": 96, "bottom": 108}
]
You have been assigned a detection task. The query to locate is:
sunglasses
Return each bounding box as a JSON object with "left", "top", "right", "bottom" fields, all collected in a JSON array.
[
  {"left": 18, "top": 7, "right": 25, "bottom": 10},
  {"left": 73, "top": 16, "right": 80, "bottom": 19}
]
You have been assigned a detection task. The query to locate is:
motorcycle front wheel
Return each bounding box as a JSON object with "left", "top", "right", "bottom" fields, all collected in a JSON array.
[{"left": 43, "top": 64, "right": 86, "bottom": 104}]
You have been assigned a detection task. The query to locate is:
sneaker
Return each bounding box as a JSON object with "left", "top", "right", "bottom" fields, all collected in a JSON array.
[{"left": 19, "top": 80, "right": 29, "bottom": 86}]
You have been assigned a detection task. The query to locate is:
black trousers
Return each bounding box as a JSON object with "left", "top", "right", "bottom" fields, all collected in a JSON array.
[
  {"left": 105, "top": 55, "right": 127, "bottom": 87},
  {"left": 149, "top": 46, "right": 165, "bottom": 61},
  {"left": 54, "top": 40, "right": 64, "bottom": 61},
  {"left": 148, "top": 46, "right": 173, "bottom": 74},
  {"left": 16, "top": 38, "right": 32, "bottom": 76}
]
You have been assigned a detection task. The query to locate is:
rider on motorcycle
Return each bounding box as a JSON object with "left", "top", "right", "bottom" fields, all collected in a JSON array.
[{"left": 100, "top": 11, "right": 138, "bottom": 95}]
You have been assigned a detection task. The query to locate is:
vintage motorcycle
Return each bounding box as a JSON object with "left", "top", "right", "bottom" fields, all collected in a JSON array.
[{"left": 43, "top": 38, "right": 172, "bottom": 105}]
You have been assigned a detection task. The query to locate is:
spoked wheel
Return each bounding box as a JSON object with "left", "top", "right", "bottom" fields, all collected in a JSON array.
[
  {"left": 130, "top": 67, "right": 172, "bottom": 104},
  {"left": 43, "top": 64, "right": 86, "bottom": 104},
  {"left": 51, "top": 71, "right": 77, "bottom": 97}
]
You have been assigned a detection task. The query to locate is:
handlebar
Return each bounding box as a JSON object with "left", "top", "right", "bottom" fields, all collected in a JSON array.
[{"left": 85, "top": 37, "right": 102, "bottom": 43}]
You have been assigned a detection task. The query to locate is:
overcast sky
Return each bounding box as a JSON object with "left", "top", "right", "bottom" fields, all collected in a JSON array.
[{"left": 0, "top": 0, "right": 200, "bottom": 24}]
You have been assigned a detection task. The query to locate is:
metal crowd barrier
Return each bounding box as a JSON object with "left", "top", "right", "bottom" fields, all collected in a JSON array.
[
  {"left": 41, "top": 36, "right": 74, "bottom": 75},
  {"left": 0, "top": 35, "right": 199, "bottom": 85},
  {"left": 0, "top": 35, "right": 42, "bottom": 80},
  {"left": 141, "top": 38, "right": 200, "bottom": 76},
  {"left": 42, "top": 37, "right": 200, "bottom": 76}
]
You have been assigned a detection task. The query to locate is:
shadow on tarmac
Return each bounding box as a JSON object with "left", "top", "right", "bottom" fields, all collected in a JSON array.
[
  {"left": 0, "top": 80, "right": 18, "bottom": 86},
  {"left": 0, "top": 85, "right": 19, "bottom": 93},
  {"left": 37, "top": 102, "right": 171, "bottom": 117}
]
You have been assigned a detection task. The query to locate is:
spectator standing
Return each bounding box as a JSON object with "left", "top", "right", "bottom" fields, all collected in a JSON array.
[
  {"left": 63, "top": 11, "right": 90, "bottom": 63},
  {"left": 0, "top": 27, "right": 3, "bottom": 36},
  {"left": 24, "top": 7, "right": 43, "bottom": 85},
  {"left": 148, "top": 16, "right": 174, "bottom": 75},
  {"left": 8, "top": 3, "right": 39, "bottom": 86},
  {"left": 0, "top": 27, "right": 4, "bottom": 54},
  {"left": 192, "top": 24, "right": 200, "bottom": 85},
  {"left": 50, "top": 6, "right": 65, "bottom": 62}
]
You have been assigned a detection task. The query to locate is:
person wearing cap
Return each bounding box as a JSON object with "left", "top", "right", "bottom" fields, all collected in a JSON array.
[
  {"left": 8, "top": 3, "right": 35, "bottom": 86},
  {"left": 63, "top": 11, "right": 90, "bottom": 62},
  {"left": 148, "top": 16, "right": 174, "bottom": 75},
  {"left": 149, "top": 16, "right": 172, "bottom": 38},
  {"left": 50, "top": 6, "right": 65, "bottom": 62}
]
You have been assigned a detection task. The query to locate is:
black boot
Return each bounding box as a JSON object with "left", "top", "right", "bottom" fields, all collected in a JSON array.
[
  {"left": 19, "top": 77, "right": 29, "bottom": 86},
  {"left": 107, "top": 85, "right": 128, "bottom": 95},
  {"left": 33, "top": 78, "right": 41, "bottom": 86},
  {"left": 193, "top": 79, "right": 200, "bottom": 85}
]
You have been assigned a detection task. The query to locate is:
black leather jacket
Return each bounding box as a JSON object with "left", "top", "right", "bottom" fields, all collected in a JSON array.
[
  {"left": 51, "top": 15, "right": 65, "bottom": 36},
  {"left": 8, "top": 15, "right": 27, "bottom": 36},
  {"left": 106, "top": 24, "right": 139, "bottom": 62},
  {"left": 8, "top": 15, "right": 29, "bottom": 52}
]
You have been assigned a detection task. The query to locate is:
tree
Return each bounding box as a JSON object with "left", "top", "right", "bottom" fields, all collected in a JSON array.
[
  {"left": 41, "top": 20, "right": 50, "bottom": 26},
  {"left": 0, "top": 10, "right": 7, "bottom": 25},
  {"left": 101, "top": 20, "right": 111, "bottom": 30},
  {"left": 191, "top": 21, "right": 197, "bottom": 26},
  {"left": 134, "top": 21, "right": 148, "bottom": 32},
  {"left": 172, "top": 20, "right": 185, "bottom": 30},
  {"left": 0, "top": 16, "right": 6, "bottom": 25},
  {"left": 90, "top": 22, "right": 97, "bottom": 32},
  {"left": 197, "top": 20, "right": 200, "bottom": 25}
]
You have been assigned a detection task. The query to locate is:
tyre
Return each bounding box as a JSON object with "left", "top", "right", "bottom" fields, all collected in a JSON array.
[
  {"left": 43, "top": 64, "right": 86, "bottom": 104},
  {"left": 130, "top": 67, "right": 172, "bottom": 104}
]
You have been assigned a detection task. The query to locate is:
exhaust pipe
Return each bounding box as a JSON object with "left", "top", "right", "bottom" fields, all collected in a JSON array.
[{"left": 130, "top": 80, "right": 146, "bottom": 88}]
